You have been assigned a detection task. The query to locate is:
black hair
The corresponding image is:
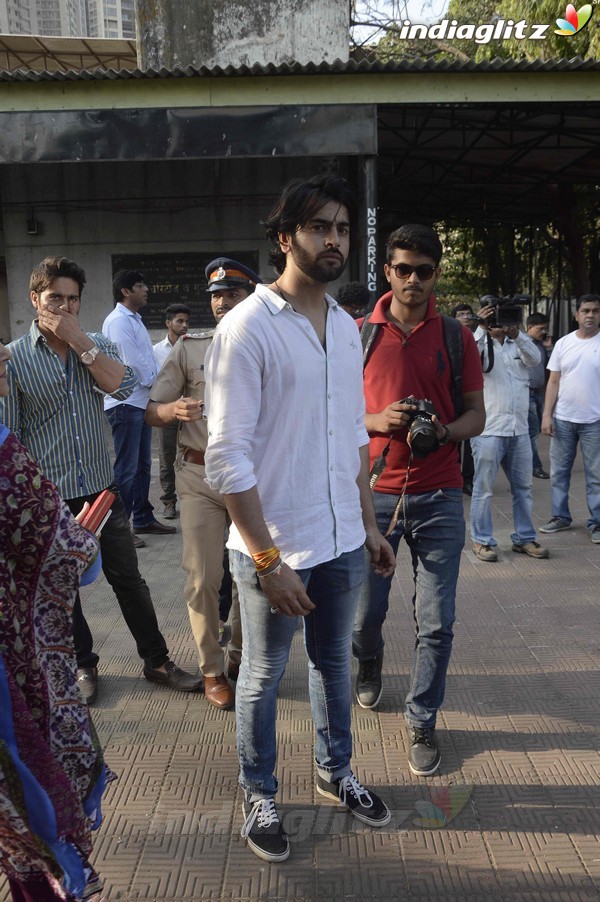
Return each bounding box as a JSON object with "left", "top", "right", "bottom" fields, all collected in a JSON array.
[
  {"left": 386, "top": 224, "right": 443, "bottom": 265},
  {"left": 337, "top": 282, "right": 370, "bottom": 309},
  {"left": 576, "top": 293, "right": 600, "bottom": 310},
  {"left": 526, "top": 311, "right": 549, "bottom": 327},
  {"left": 113, "top": 269, "right": 145, "bottom": 304},
  {"left": 450, "top": 303, "right": 474, "bottom": 317},
  {"left": 264, "top": 175, "right": 357, "bottom": 274},
  {"left": 164, "top": 303, "right": 191, "bottom": 321},
  {"left": 30, "top": 256, "right": 86, "bottom": 296}
]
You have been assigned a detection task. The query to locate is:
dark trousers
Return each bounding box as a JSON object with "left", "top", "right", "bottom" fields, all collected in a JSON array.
[
  {"left": 458, "top": 439, "right": 474, "bottom": 482},
  {"left": 67, "top": 489, "right": 169, "bottom": 670},
  {"left": 158, "top": 421, "right": 178, "bottom": 504}
]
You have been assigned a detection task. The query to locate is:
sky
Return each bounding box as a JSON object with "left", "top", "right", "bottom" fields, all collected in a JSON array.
[{"left": 353, "top": 1, "right": 451, "bottom": 44}]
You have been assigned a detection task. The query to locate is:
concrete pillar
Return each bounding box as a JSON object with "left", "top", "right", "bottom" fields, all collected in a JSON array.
[{"left": 135, "top": 0, "right": 349, "bottom": 70}]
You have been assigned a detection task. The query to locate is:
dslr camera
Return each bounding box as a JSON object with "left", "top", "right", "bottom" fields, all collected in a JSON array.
[
  {"left": 480, "top": 293, "right": 531, "bottom": 327},
  {"left": 399, "top": 397, "right": 439, "bottom": 459}
]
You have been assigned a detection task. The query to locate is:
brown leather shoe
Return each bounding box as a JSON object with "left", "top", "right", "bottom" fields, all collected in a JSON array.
[{"left": 204, "top": 673, "right": 235, "bottom": 710}]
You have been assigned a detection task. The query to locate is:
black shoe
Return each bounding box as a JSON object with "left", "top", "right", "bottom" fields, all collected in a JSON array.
[
  {"left": 241, "top": 797, "right": 289, "bottom": 862},
  {"left": 316, "top": 772, "right": 391, "bottom": 827},
  {"left": 132, "top": 532, "right": 146, "bottom": 549},
  {"left": 76, "top": 667, "right": 98, "bottom": 705},
  {"left": 134, "top": 519, "right": 176, "bottom": 535},
  {"left": 407, "top": 726, "right": 441, "bottom": 776},
  {"left": 355, "top": 652, "right": 383, "bottom": 709},
  {"left": 143, "top": 660, "right": 202, "bottom": 692},
  {"left": 533, "top": 467, "right": 550, "bottom": 479},
  {"left": 462, "top": 480, "right": 473, "bottom": 496}
]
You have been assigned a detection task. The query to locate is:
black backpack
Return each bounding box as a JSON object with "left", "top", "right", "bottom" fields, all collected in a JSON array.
[{"left": 359, "top": 313, "right": 464, "bottom": 418}]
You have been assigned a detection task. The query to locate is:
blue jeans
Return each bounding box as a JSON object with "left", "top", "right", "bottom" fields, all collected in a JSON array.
[
  {"left": 528, "top": 389, "right": 543, "bottom": 471},
  {"left": 353, "top": 489, "right": 464, "bottom": 730},
  {"left": 470, "top": 433, "right": 536, "bottom": 546},
  {"left": 550, "top": 417, "right": 600, "bottom": 530},
  {"left": 106, "top": 404, "right": 154, "bottom": 528},
  {"left": 230, "top": 547, "right": 365, "bottom": 799}
]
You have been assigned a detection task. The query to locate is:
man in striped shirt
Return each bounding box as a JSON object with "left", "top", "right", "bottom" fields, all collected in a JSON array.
[{"left": 1, "top": 256, "right": 201, "bottom": 704}]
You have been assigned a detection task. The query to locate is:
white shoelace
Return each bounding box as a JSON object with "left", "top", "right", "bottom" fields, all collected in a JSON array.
[
  {"left": 241, "top": 798, "right": 280, "bottom": 838},
  {"left": 338, "top": 774, "right": 374, "bottom": 809}
]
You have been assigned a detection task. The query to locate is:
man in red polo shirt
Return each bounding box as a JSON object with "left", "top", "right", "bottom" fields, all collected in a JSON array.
[{"left": 352, "top": 224, "right": 485, "bottom": 776}]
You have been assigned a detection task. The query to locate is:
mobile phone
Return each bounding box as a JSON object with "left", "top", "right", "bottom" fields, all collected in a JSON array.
[{"left": 81, "top": 489, "right": 116, "bottom": 535}]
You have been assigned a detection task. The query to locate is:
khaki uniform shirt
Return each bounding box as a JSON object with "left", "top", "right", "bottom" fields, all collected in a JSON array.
[{"left": 148, "top": 331, "right": 213, "bottom": 453}]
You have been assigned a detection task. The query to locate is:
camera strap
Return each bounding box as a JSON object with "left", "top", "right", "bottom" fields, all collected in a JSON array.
[
  {"left": 480, "top": 332, "right": 495, "bottom": 373},
  {"left": 385, "top": 452, "right": 413, "bottom": 536},
  {"left": 369, "top": 441, "right": 391, "bottom": 490}
]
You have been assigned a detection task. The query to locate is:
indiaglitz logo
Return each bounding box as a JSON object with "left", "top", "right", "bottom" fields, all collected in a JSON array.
[
  {"left": 555, "top": 3, "right": 593, "bottom": 35},
  {"left": 393, "top": 2, "right": 595, "bottom": 44}
]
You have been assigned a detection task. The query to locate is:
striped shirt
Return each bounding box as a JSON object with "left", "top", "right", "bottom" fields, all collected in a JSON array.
[{"left": 0, "top": 320, "right": 137, "bottom": 499}]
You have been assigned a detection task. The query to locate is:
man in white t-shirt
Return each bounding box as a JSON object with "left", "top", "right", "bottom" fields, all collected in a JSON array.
[
  {"left": 540, "top": 294, "right": 600, "bottom": 544},
  {"left": 152, "top": 303, "right": 190, "bottom": 519}
]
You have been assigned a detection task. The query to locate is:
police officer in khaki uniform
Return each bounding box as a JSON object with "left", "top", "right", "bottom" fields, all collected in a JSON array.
[{"left": 146, "top": 258, "right": 260, "bottom": 709}]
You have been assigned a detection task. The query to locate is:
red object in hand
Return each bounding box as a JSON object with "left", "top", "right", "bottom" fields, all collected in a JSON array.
[{"left": 81, "top": 489, "right": 116, "bottom": 535}]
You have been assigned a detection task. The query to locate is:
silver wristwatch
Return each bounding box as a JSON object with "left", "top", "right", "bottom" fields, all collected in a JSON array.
[{"left": 80, "top": 346, "right": 101, "bottom": 366}]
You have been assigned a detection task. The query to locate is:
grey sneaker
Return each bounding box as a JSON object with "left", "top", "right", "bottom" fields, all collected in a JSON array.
[
  {"left": 539, "top": 517, "right": 571, "bottom": 534},
  {"left": 162, "top": 501, "right": 177, "bottom": 519},
  {"left": 591, "top": 527, "right": 600, "bottom": 545},
  {"left": 407, "top": 726, "right": 441, "bottom": 776},
  {"left": 355, "top": 651, "right": 383, "bottom": 709},
  {"left": 316, "top": 772, "right": 391, "bottom": 826},
  {"left": 472, "top": 543, "right": 498, "bottom": 562},
  {"left": 241, "top": 797, "right": 289, "bottom": 862}
]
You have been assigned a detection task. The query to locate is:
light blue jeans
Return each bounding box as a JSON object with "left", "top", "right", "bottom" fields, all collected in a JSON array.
[
  {"left": 550, "top": 417, "right": 600, "bottom": 530},
  {"left": 470, "top": 433, "right": 536, "bottom": 546},
  {"left": 230, "top": 546, "right": 365, "bottom": 800},
  {"left": 353, "top": 489, "right": 464, "bottom": 730}
]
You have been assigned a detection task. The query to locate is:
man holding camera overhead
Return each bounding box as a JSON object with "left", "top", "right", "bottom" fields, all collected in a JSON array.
[
  {"left": 353, "top": 224, "right": 485, "bottom": 777},
  {"left": 470, "top": 298, "right": 549, "bottom": 563}
]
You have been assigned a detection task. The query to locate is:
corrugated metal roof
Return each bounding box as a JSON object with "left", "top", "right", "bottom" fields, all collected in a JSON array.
[
  {"left": 0, "top": 54, "right": 598, "bottom": 82},
  {"left": 0, "top": 34, "right": 137, "bottom": 73}
]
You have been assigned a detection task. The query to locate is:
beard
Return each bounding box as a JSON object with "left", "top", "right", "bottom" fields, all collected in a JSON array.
[{"left": 290, "top": 237, "right": 348, "bottom": 284}]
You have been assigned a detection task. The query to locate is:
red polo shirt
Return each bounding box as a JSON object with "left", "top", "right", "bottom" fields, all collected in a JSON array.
[{"left": 360, "top": 292, "right": 483, "bottom": 495}]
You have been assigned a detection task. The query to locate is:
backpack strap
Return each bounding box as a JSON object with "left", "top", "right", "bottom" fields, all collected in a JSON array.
[
  {"left": 359, "top": 313, "right": 381, "bottom": 367},
  {"left": 441, "top": 314, "right": 464, "bottom": 418}
]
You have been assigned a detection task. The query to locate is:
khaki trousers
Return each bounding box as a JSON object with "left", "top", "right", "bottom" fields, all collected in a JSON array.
[{"left": 175, "top": 457, "right": 242, "bottom": 676}]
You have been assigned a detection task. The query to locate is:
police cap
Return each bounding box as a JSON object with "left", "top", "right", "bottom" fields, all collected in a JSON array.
[{"left": 205, "top": 257, "right": 261, "bottom": 293}]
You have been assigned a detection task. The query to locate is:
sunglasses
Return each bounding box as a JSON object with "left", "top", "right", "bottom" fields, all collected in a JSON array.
[{"left": 389, "top": 263, "right": 437, "bottom": 280}]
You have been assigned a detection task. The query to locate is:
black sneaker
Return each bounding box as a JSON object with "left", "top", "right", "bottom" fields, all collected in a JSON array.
[
  {"left": 407, "top": 726, "right": 441, "bottom": 776},
  {"left": 316, "top": 772, "right": 391, "bottom": 827},
  {"left": 241, "top": 797, "right": 289, "bottom": 862},
  {"left": 355, "top": 651, "right": 383, "bottom": 709}
]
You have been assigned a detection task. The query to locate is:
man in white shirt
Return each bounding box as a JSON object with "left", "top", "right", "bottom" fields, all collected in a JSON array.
[
  {"left": 152, "top": 304, "right": 190, "bottom": 519},
  {"left": 103, "top": 270, "right": 175, "bottom": 539},
  {"left": 470, "top": 301, "right": 549, "bottom": 561},
  {"left": 204, "top": 175, "right": 395, "bottom": 863},
  {"left": 540, "top": 293, "right": 600, "bottom": 544}
]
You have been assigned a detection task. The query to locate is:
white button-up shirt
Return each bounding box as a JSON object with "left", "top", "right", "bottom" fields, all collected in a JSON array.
[
  {"left": 474, "top": 326, "right": 541, "bottom": 436},
  {"left": 153, "top": 335, "right": 176, "bottom": 370},
  {"left": 102, "top": 303, "right": 157, "bottom": 410},
  {"left": 204, "top": 284, "right": 369, "bottom": 570}
]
